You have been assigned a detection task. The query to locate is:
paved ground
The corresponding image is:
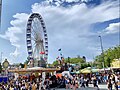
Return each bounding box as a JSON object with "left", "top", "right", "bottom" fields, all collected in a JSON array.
[{"left": 53, "top": 84, "right": 118, "bottom": 90}]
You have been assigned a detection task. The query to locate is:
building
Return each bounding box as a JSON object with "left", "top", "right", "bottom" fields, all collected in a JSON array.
[{"left": 111, "top": 59, "right": 120, "bottom": 68}]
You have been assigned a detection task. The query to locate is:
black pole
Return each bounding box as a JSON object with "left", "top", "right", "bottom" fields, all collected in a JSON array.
[
  {"left": 118, "top": 0, "right": 120, "bottom": 65},
  {"left": 0, "top": 0, "right": 2, "bottom": 29},
  {"left": 98, "top": 36, "right": 105, "bottom": 71},
  {"left": 118, "top": 0, "right": 120, "bottom": 47}
]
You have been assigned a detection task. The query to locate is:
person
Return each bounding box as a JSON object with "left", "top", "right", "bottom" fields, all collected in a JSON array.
[
  {"left": 25, "top": 82, "right": 29, "bottom": 90},
  {"left": 104, "top": 74, "right": 107, "bottom": 83},
  {"left": 75, "top": 78, "right": 79, "bottom": 88},
  {"left": 93, "top": 75, "right": 99, "bottom": 90},
  {"left": 72, "top": 79, "right": 76, "bottom": 90},
  {"left": 10, "top": 85, "right": 14, "bottom": 90},
  {"left": 116, "top": 75, "right": 120, "bottom": 90},
  {"left": 32, "top": 82, "right": 37, "bottom": 90},
  {"left": 114, "top": 82, "right": 118, "bottom": 90},
  {"left": 117, "top": 77, "right": 120, "bottom": 90},
  {"left": 21, "top": 84, "right": 26, "bottom": 90},
  {"left": 86, "top": 77, "right": 89, "bottom": 87},
  {"left": 65, "top": 78, "right": 69, "bottom": 89},
  {"left": 45, "top": 78, "right": 50, "bottom": 90},
  {"left": 81, "top": 77, "right": 85, "bottom": 87},
  {"left": 28, "top": 83, "right": 32, "bottom": 90},
  {"left": 107, "top": 79, "right": 112, "bottom": 90},
  {"left": 39, "top": 80, "right": 42, "bottom": 90}
]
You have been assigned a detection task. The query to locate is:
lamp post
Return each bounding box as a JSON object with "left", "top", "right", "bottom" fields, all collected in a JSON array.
[
  {"left": 0, "top": 0, "right": 2, "bottom": 28},
  {"left": 98, "top": 36, "right": 105, "bottom": 71}
]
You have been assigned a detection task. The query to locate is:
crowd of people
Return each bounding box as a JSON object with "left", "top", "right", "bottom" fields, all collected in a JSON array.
[{"left": 0, "top": 72, "right": 120, "bottom": 90}]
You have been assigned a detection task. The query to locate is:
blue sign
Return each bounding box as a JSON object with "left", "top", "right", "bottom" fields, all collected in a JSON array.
[{"left": 0, "top": 76, "right": 8, "bottom": 83}]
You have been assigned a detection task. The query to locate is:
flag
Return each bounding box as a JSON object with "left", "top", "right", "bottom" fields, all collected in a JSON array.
[
  {"left": 58, "top": 48, "right": 61, "bottom": 51},
  {"left": 56, "top": 56, "right": 59, "bottom": 59}
]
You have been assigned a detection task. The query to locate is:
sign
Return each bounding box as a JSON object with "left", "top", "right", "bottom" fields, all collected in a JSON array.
[{"left": 3, "top": 59, "right": 9, "bottom": 69}]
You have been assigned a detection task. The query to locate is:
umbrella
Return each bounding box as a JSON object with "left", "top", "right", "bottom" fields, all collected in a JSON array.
[
  {"left": 81, "top": 69, "right": 91, "bottom": 73},
  {"left": 91, "top": 69, "right": 100, "bottom": 73},
  {"left": 75, "top": 71, "right": 80, "bottom": 74}
]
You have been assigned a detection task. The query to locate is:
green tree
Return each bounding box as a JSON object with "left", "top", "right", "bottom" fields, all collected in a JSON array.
[
  {"left": 0, "top": 63, "right": 2, "bottom": 73},
  {"left": 94, "top": 46, "right": 120, "bottom": 68},
  {"left": 19, "top": 63, "right": 24, "bottom": 68},
  {"left": 80, "top": 63, "right": 91, "bottom": 69},
  {"left": 105, "top": 57, "right": 111, "bottom": 67},
  {"left": 24, "top": 60, "right": 29, "bottom": 64},
  {"left": 52, "top": 60, "right": 59, "bottom": 66},
  {"left": 52, "top": 56, "right": 86, "bottom": 66}
]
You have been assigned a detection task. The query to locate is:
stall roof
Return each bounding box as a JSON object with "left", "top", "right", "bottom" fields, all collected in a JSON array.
[{"left": 8, "top": 67, "right": 60, "bottom": 73}]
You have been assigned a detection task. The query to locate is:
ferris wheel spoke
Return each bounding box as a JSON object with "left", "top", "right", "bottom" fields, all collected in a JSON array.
[
  {"left": 32, "top": 25, "right": 40, "bottom": 37},
  {"left": 32, "top": 19, "right": 43, "bottom": 39},
  {"left": 31, "top": 37, "right": 36, "bottom": 41},
  {"left": 31, "top": 31, "right": 35, "bottom": 37},
  {"left": 33, "top": 46, "right": 37, "bottom": 58},
  {"left": 32, "top": 30, "right": 42, "bottom": 41},
  {"left": 31, "top": 26, "right": 39, "bottom": 40},
  {"left": 33, "top": 19, "right": 39, "bottom": 30},
  {"left": 35, "top": 22, "right": 42, "bottom": 31},
  {"left": 39, "top": 44, "right": 45, "bottom": 54}
]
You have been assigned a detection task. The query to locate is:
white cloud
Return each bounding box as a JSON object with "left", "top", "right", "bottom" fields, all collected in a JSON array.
[
  {"left": 81, "top": 0, "right": 88, "bottom": 2},
  {"left": 42, "top": 0, "right": 91, "bottom": 6},
  {"left": 0, "top": 0, "right": 119, "bottom": 63},
  {"left": 31, "top": 0, "right": 119, "bottom": 62},
  {"left": 10, "top": 48, "right": 20, "bottom": 58},
  {"left": 0, "top": 13, "right": 29, "bottom": 62},
  {"left": 0, "top": 13, "right": 29, "bottom": 48},
  {"left": 103, "top": 23, "right": 120, "bottom": 34},
  {"left": 65, "top": 0, "right": 79, "bottom": 3}
]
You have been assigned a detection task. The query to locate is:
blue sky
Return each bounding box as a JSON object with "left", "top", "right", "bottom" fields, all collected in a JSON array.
[{"left": 0, "top": 0, "right": 119, "bottom": 64}]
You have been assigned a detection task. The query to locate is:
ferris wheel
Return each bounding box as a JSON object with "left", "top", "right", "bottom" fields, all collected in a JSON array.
[{"left": 26, "top": 13, "right": 48, "bottom": 62}]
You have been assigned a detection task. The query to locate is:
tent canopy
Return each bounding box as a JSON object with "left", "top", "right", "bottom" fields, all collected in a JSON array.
[
  {"left": 91, "top": 69, "right": 100, "bottom": 73},
  {"left": 80, "top": 67, "right": 99, "bottom": 73},
  {"left": 80, "top": 69, "right": 91, "bottom": 73}
]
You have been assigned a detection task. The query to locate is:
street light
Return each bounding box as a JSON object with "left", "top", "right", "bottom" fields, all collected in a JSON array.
[
  {"left": 0, "top": 0, "right": 2, "bottom": 29},
  {"left": 98, "top": 35, "right": 105, "bottom": 71}
]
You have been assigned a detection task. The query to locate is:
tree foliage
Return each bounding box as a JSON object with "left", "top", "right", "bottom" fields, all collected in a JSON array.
[
  {"left": 24, "top": 60, "right": 29, "bottom": 64},
  {"left": 95, "top": 46, "right": 120, "bottom": 68},
  {"left": 52, "top": 60, "right": 59, "bottom": 66},
  {"left": 52, "top": 56, "right": 86, "bottom": 66},
  {"left": 19, "top": 63, "right": 24, "bottom": 68},
  {"left": 0, "top": 63, "right": 2, "bottom": 73},
  {"left": 80, "top": 63, "right": 91, "bottom": 69}
]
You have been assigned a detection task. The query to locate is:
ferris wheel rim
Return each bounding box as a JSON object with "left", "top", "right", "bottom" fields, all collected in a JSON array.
[{"left": 26, "top": 13, "right": 48, "bottom": 61}]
